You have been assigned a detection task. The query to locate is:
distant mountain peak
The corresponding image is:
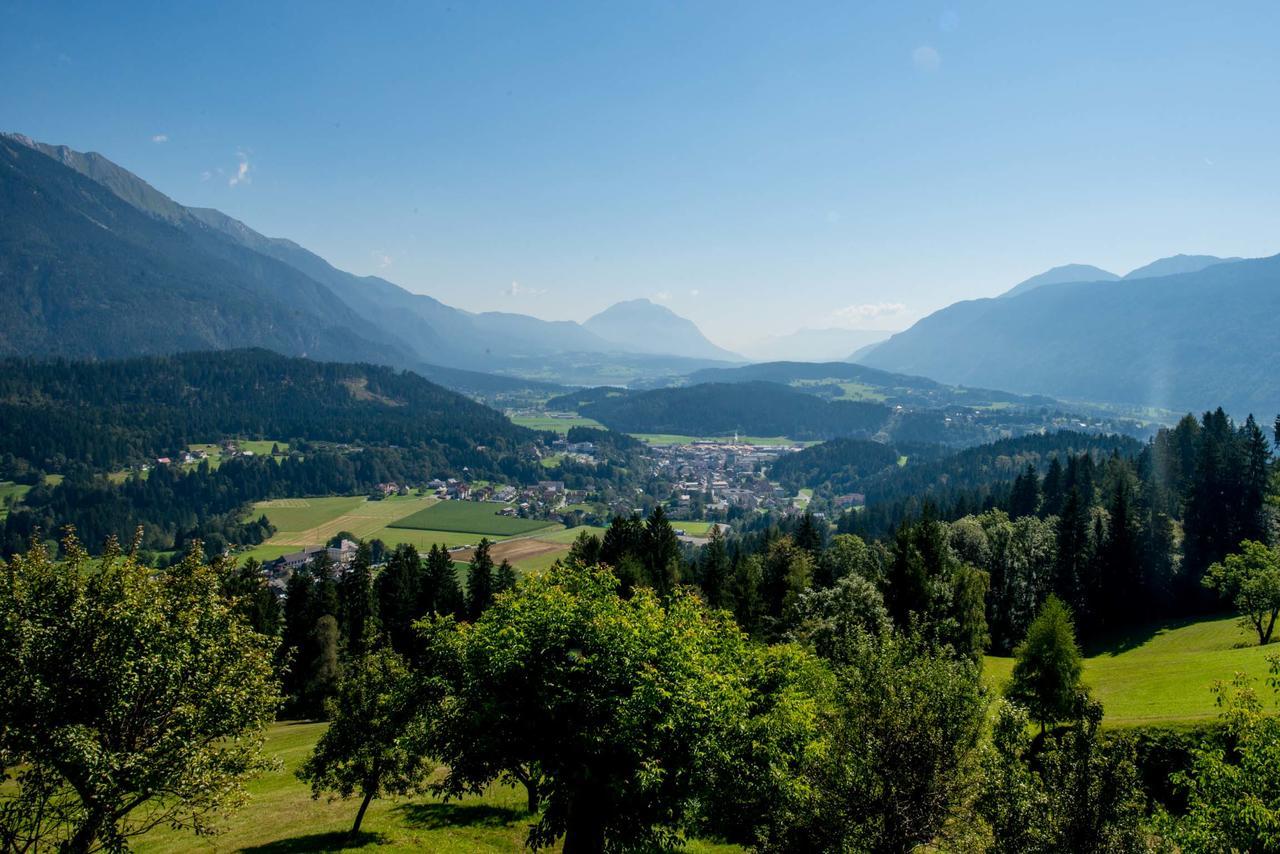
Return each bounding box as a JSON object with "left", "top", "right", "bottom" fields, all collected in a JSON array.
[
  {"left": 1000, "top": 263, "right": 1119, "bottom": 299},
  {"left": 1122, "top": 254, "right": 1240, "bottom": 280},
  {"left": 584, "top": 300, "right": 742, "bottom": 362}
]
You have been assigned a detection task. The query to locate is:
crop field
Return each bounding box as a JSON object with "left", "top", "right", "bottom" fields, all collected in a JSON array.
[
  {"left": 388, "top": 502, "right": 556, "bottom": 536},
  {"left": 984, "top": 613, "right": 1279, "bottom": 726},
  {"left": 132, "top": 721, "right": 742, "bottom": 854},
  {"left": 454, "top": 526, "right": 608, "bottom": 574}
]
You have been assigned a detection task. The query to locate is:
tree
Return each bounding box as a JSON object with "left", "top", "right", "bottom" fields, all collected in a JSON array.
[
  {"left": 642, "top": 505, "right": 681, "bottom": 596},
  {"left": 338, "top": 542, "right": 377, "bottom": 658},
  {"left": 221, "top": 556, "right": 282, "bottom": 637},
  {"left": 466, "top": 537, "right": 495, "bottom": 620},
  {"left": 815, "top": 533, "right": 872, "bottom": 588},
  {"left": 761, "top": 537, "right": 814, "bottom": 635},
  {"left": 494, "top": 558, "right": 517, "bottom": 595},
  {"left": 297, "top": 648, "right": 436, "bottom": 836},
  {"left": 978, "top": 699, "right": 1149, "bottom": 853},
  {"left": 422, "top": 543, "right": 463, "bottom": 619},
  {"left": 307, "top": 615, "right": 344, "bottom": 714},
  {"left": 1167, "top": 660, "right": 1280, "bottom": 850},
  {"left": 729, "top": 553, "right": 765, "bottom": 635},
  {"left": 794, "top": 511, "right": 824, "bottom": 555},
  {"left": 1009, "top": 463, "right": 1041, "bottom": 519},
  {"left": 1204, "top": 540, "right": 1280, "bottom": 645},
  {"left": 377, "top": 543, "right": 423, "bottom": 656},
  {"left": 0, "top": 533, "right": 279, "bottom": 853},
  {"left": 698, "top": 524, "right": 731, "bottom": 609},
  {"left": 790, "top": 573, "right": 890, "bottom": 661},
  {"left": 1007, "top": 595, "right": 1084, "bottom": 732},
  {"left": 432, "top": 563, "right": 752, "bottom": 852},
  {"left": 794, "top": 633, "right": 989, "bottom": 853}
]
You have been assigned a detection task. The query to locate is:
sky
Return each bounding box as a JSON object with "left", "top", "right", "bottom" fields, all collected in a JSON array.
[{"left": 3, "top": 1, "right": 1280, "bottom": 351}]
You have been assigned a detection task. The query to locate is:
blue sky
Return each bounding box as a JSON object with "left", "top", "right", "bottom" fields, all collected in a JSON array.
[{"left": 4, "top": 1, "right": 1279, "bottom": 349}]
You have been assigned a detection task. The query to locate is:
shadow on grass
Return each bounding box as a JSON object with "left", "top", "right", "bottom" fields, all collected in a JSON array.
[
  {"left": 394, "top": 801, "right": 526, "bottom": 830},
  {"left": 241, "top": 830, "right": 384, "bottom": 853},
  {"left": 1083, "top": 613, "right": 1234, "bottom": 657}
]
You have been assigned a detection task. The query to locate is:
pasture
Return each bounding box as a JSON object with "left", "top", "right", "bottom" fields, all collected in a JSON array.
[
  {"left": 509, "top": 414, "right": 604, "bottom": 434},
  {"left": 131, "top": 721, "right": 743, "bottom": 854},
  {"left": 984, "top": 613, "right": 1279, "bottom": 726}
]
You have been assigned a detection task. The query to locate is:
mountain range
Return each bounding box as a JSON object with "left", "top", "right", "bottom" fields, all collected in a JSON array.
[
  {"left": 0, "top": 133, "right": 739, "bottom": 388},
  {"left": 860, "top": 253, "right": 1280, "bottom": 414}
]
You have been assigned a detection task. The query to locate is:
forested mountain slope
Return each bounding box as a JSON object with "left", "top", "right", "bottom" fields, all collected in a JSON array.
[{"left": 860, "top": 254, "right": 1280, "bottom": 413}]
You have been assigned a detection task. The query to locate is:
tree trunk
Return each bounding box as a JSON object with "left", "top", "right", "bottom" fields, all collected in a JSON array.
[
  {"left": 63, "top": 810, "right": 108, "bottom": 854},
  {"left": 526, "top": 778, "right": 540, "bottom": 813},
  {"left": 562, "top": 798, "right": 605, "bottom": 854},
  {"left": 351, "top": 789, "right": 374, "bottom": 836}
]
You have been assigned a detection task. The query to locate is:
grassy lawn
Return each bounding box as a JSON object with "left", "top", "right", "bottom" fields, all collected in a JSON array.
[
  {"left": 0, "top": 480, "right": 31, "bottom": 520},
  {"left": 984, "top": 614, "right": 1278, "bottom": 726},
  {"left": 509, "top": 414, "right": 604, "bottom": 434},
  {"left": 388, "top": 502, "right": 556, "bottom": 537},
  {"left": 133, "top": 722, "right": 743, "bottom": 854},
  {"left": 672, "top": 521, "right": 719, "bottom": 536}
]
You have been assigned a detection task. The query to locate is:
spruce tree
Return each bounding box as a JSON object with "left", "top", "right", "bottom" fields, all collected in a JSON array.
[
  {"left": 422, "top": 543, "right": 464, "bottom": 618},
  {"left": 466, "top": 538, "right": 496, "bottom": 620},
  {"left": 1007, "top": 595, "right": 1084, "bottom": 732},
  {"left": 698, "top": 525, "right": 731, "bottom": 609},
  {"left": 339, "top": 542, "right": 377, "bottom": 659},
  {"left": 495, "top": 558, "right": 517, "bottom": 594},
  {"left": 377, "top": 543, "right": 422, "bottom": 656},
  {"left": 1041, "top": 457, "right": 1065, "bottom": 518},
  {"left": 643, "top": 506, "right": 681, "bottom": 596},
  {"left": 1009, "top": 464, "right": 1041, "bottom": 519}
]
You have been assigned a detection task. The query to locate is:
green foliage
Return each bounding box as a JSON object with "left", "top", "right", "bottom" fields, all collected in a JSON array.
[
  {"left": 432, "top": 563, "right": 753, "bottom": 852},
  {"left": 297, "top": 649, "right": 436, "bottom": 835},
  {"left": 789, "top": 574, "right": 890, "bottom": 661},
  {"left": 1204, "top": 540, "right": 1280, "bottom": 645},
  {"left": 0, "top": 533, "right": 280, "bottom": 852},
  {"left": 465, "top": 538, "right": 495, "bottom": 620},
  {"left": 978, "top": 700, "right": 1151, "bottom": 853},
  {"left": 1007, "top": 595, "right": 1085, "bottom": 730},
  {"left": 1165, "top": 658, "right": 1280, "bottom": 851},
  {"left": 796, "top": 632, "right": 989, "bottom": 853}
]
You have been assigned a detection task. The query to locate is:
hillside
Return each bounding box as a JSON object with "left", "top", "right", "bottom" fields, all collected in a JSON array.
[
  {"left": 1, "top": 133, "right": 735, "bottom": 386},
  {"left": 583, "top": 299, "right": 742, "bottom": 362},
  {"left": 0, "top": 349, "right": 534, "bottom": 472},
  {"left": 860, "top": 253, "right": 1280, "bottom": 414},
  {"left": 679, "top": 360, "right": 1056, "bottom": 408},
  {"left": 0, "top": 135, "right": 407, "bottom": 366}
]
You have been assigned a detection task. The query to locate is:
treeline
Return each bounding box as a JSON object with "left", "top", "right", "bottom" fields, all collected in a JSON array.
[
  {"left": 0, "top": 349, "right": 534, "bottom": 475},
  {"left": 1, "top": 445, "right": 545, "bottom": 558},
  {"left": 9, "top": 521, "right": 1275, "bottom": 850}
]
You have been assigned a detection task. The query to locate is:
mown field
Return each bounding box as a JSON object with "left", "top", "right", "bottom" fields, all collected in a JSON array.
[
  {"left": 508, "top": 414, "right": 604, "bottom": 434},
  {"left": 984, "top": 614, "right": 1278, "bottom": 726},
  {"left": 132, "top": 720, "right": 740, "bottom": 854},
  {"left": 0, "top": 480, "right": 31, "bottom": 521},
  {"left": 388, "top": 502, "right": 556, "bottom": 536},
  {"left": 237, "top": 497, "right": 570, "bottom": 567}
]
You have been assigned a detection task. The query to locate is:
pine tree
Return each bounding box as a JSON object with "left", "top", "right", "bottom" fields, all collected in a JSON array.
[
  {"left": 1007, "top": 595, "right": 1084, "bottom": 733},
  {"left": 1054, "top": 489, "right": 1091, "bottom": 614},
  {"left": 466, "top": 538, "right": 496, "bottom": 620},
  {"left": 339, "top": 542, "right": 377, "bottom": 659},
  {"left": 643, "top": 506, "right": 681, "bottom": 596},
  {"left": 376, "top": 543, "right": 422, "bottom": 656},
  {"left": 698, "top": 526, "right": 731, "bottom": 609},
  {"left": 1009, "top": 463, "right": 1041, "bottom": 520},
  {"left": 794, "top": 511, "right": 824, "bottom": 554},
  {"left": 1041, "top": 456, "right": 1065, "bottom": 518},
  {"left": 495, "top": 558, "right": 517, "bottom": 594},
  {"left": 422, "top": 544, "right": 463, "bottom": 618}
]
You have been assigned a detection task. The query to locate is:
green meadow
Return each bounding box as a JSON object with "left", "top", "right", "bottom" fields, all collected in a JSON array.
[
  {"left": 131, "top": 721, "right": 742, "bottom": 854},
  {"left": 984, "top": 613, "right": 1278, "bottom": 726},
  {"left": 388, "top": 502, "right": 556, "bottom": 536},
  {"left": 509, "top": 414, "right": 604, "bottom": 433}
]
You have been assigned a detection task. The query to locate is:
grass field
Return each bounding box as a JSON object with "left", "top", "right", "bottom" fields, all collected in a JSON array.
[
  {"left": 509, "top": 414, "right": 604, "bottom": 434},
  {"left": 984, "top": 614, "right": 1279, "bottom": 726},
  {"left": 388, "top": 502, "right": 555, "bottom": 537},
  {"left": 132, "top": 721, "right": 741, "bottom": 854},
  {"left": 0, "top": 481, "right": 31, "bottom": 520},
  {"left": 238, "top": 497, "right": 565, "bottom": 565},
  {"left": 672, "top": 521, "right": 719, "bottom": 536}
]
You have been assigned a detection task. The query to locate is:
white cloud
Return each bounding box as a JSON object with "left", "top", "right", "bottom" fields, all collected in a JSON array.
[
  {"left": 228, "top": 151, "right": 251, "bottom": 187},
  {"left": 371, "top": 251, "right": 393, "bottom": 269},
  {"left": 504, "top": 281, "right": 547, "bottom": 297},
  {"left": 151, "top": 134, "right": 169, "bottom": 144},
  {"left": 912, "top": 45, "right": 941, "bottom": 72},
  {"left": 832, "top": 302, "right": 906, "bottom": 326},
  {"left": 199, "top": 170, "right": 212, "bottom": 182},
  {"left": 689, "top": 289, "right": 700, "bottom": 297},
  {"left": 653, "top": 291, "right": 672, "bottom": 302}
]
